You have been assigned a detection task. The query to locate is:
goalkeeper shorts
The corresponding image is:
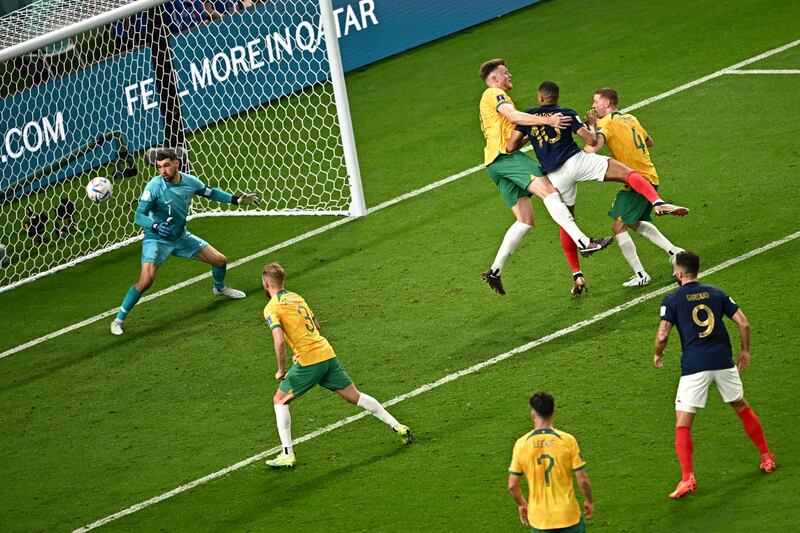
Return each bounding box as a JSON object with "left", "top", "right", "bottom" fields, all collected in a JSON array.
[{"left": 141, "top": 231, "right": 208, "bottom": 266}]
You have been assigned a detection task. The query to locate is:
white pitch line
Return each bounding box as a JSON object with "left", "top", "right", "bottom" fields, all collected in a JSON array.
[
  {"left": 4, "top": 38, "right": 800, "bottom": 362},
  {"left": 725, "top": 69, "right": 800, "bottom": 75},
  {"left": 74, "top": 229, "right": 800, "bottom": 532}
]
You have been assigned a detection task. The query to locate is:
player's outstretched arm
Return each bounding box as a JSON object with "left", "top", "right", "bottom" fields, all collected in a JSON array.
[
  {"left": 653, "top": 319, "right": 673, "bottom": 367},
  {"left": 271, "top": 327, "right": 288, "bottom": 380},
  {"left": 731, "top": 309, "right": 751, "bottom": 371},
  {"left": 575, "top": 469, "right": 594, "bottom": 520},
  {"left": 200, "top": 186, "right": 262, "bottom": 207},
  {"left": 497, "top": 104, "right": 572, "bottom": 128}
]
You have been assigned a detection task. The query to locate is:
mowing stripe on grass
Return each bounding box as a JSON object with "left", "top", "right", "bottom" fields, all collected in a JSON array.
[
  {"left": 3, "top": 37, "right": 799, "bottom": 363},
  {"left": 73, "top": 229, "right": 800, "bottom": 532}
]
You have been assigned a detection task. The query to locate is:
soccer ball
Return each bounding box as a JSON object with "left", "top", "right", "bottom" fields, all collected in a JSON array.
[{"left": 86, "top": 177, "right": 113, "bottom": 203}]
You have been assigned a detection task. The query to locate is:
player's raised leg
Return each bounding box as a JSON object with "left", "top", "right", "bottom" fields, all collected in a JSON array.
[
  {"left": 111, "top": 261, "right": 157, "bottom": 335},
  {"left": 266, "top": 389, "right": 297, "bottom": 468},
  {"left": 527, "top": 176, "right": 613, "bottom": 256},
  {"left": 604, "top": 159, "right": 689, "bottom": 217},
  {"left": 670, "top": 410, "right": 697, "bottom": 499},
  {"left": 196, "top": 245, "right": 245, "bottom": 298},
  {"left": 337, "top": 384, "right": 413, "bottom": 444}
]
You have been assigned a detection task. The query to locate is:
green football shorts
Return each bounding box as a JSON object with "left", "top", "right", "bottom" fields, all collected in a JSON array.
[
  {"left": 278, "top": 357, "right": 353, "bottom": 397},
  {"left": 486, "top": 152, "right": 542, "bottom": 208},
  {"left": 608, "top": 184, "right": 657, "bottom": 225},
  {"left": 531, "top": 517, "right": 586, "bottom": 533}
]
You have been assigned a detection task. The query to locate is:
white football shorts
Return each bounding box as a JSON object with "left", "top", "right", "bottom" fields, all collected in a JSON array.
[
  {"left": 547, "top": 151, "right": 609, "bottom": 206},
  {"left": 675, "top": 367, "right": 744, "bottom": 413}
]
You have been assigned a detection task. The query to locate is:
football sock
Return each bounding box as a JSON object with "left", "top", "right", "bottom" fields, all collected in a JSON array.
[
  {"left": 675, "top": 425, "right": 694, "bottom": 481},
  {"left": 491, "top": 221, "right": 532, "bottom": 273},
  {"left": 211, "top": 265, "right": 226, "bottom": 290},
  {"left": 357, "top": 393, "right": 400, "bottom": 429},
  {"left": 625, "top": 172, "right": 661, "bottom": 204},
  {"left": 116, "top": 285, "right": 142, "bottom": 321},
  {"left": 737, "top": 407, "right": 770, "bottom": 455},
  {"left": 543, "top": 193, "right": 590, "bottom": 248},
  {"left": 616, "top": 231, "right": 645, "bottom": 274},
  {"left": 560, "top": 227, "right": 581, "bottom": 273},
  {"left": 573, "top": 271, "right": 583, "bottom": 281},
  {"left": 636, "top": 221, "right": 677, "bottom": 254},
  {"left": 274, "top": 404, "right": 293, "bottom": 456}
]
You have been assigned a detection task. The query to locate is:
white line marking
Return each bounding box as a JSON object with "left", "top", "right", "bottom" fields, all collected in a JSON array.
[
  {"left": 4, "top": 38, "right": 800, "bottom": 361},
  {"left": 625, "top": 38, "right": 800, "bottom": 112},
  {"left": 74, "top": 230, "right": 800, "bottom": 532},
  {"left": 725, "top": 69, "right": 800, "bottom": 75}
]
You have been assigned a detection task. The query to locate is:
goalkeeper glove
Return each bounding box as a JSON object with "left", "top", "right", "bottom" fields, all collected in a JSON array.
[
  {"left": 151, "top": 219, "right": 172, "bottom": 238},
  {"left": 232, "top": 192, "right": 262, "bottom": 206}
]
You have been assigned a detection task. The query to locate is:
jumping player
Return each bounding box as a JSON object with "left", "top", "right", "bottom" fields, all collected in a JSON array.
[
  {"left": 507, "top": 81, "right": 688, "bottom": 296},
  {"left": 478, "top": 59, "right": 612, "bottom": 296},
  {"left": 584, "top": 88, "right": 684, "bottom": 287}
]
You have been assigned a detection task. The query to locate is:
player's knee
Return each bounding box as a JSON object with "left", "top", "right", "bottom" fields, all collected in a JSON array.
[
  {"left": 730, "top": 397, "right": 748, "bottom": 412},
  {"left": 214, "top": 254, "right": 228, "bottom": 269}
]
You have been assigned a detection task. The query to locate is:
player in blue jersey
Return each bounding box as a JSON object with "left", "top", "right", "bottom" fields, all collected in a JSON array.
[
  {"left": 507, "top": 82, "right": 688, "bottom": 295},
  {"left": 654, "top": 251, "right": 775, "bottom": 499},
  {"left": 110, "top": 148, "right": 262, "bottom": 335}
]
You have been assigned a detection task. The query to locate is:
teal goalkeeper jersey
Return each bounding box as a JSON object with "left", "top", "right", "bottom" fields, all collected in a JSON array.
[{"left": 137, "top": 172, "right": 207, "bottom": 240}]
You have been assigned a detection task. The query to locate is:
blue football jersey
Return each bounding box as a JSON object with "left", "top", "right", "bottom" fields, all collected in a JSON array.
[
  {"left": 138, "top": 172, "right": 207, "bottom": 240},
  {"left": 515, "top": 104, "right": 584, "bottom": 173},
  {"left": 660, "top": 281, "right": 740, "bottom": 376}
]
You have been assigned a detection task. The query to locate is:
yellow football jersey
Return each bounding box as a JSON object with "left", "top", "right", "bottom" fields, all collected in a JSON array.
[
  {"left": 596, "top": 111, "right": 659, "bottom": 185},
  {"left": 479, "top": 87, "right": 516, "bottom": 166},
  {"left": 263, "top": 290, "right": 336, "bottom": 366},
  {"left": 509, "top": 427, "right": 586, "bottom": 530}
]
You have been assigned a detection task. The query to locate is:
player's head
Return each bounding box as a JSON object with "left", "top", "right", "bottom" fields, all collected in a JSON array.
[
  {"left": 155, "top": 148, "right": 181, "bottom": 181},
  {"left": 537, "top": 81, "right": 559, "bottom": 105},
  {"left": 673, "top": 250, "right": 700, "bottom": 284},
  {"left": 529, "top": 391, "right": 556, "bottom": 423},
  {"left": 479, "top": 59, "right": 512, "bottom": 90},
  {"left": 592, "top": 88, "right": 619, "bottom": 118},
  {"left": 262, "top": 262, "right": 286, "bottom": 296}
]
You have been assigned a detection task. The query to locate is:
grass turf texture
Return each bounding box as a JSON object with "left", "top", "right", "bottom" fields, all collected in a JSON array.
[{"left": 1, "top": 0, "right": 799, "bottom": 530}]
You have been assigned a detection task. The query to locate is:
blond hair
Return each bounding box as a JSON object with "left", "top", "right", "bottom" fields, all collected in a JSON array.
[{"left": 262, "top": 262, "right": 285, "bottom": 285}]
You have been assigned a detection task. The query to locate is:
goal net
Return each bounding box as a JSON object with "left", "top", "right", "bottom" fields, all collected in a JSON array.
[{"left": 0, "top": 0, "right": 365, "bottom": 292}]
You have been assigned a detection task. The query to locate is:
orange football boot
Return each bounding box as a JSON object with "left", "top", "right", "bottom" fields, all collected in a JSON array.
[{"left": 668, "top": 474, "right": 697, "bottom": 499}]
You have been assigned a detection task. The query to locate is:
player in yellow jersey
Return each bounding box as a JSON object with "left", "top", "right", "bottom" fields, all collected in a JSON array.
[
  {"left": 584, "top": 88, "right": 685, "bottom": 287},
  {"left": 478, "top": 59, "right": 612, "bottom": 296},
  {"left": 261, "top": 262, "right": 412, "bottom": 468},
  {"left": 508, "top": 392, "right": 593, "bottom": 532}
]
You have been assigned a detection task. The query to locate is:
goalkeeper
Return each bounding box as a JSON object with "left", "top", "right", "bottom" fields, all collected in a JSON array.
[{"left": 111, "top": 148, "right": 261, "bottom": 336}]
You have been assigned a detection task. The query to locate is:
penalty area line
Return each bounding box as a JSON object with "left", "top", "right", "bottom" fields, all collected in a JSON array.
[
  {"left": 73, "top": 230, "right": 800, "bottom": 532},
  {"left": 3, "top": 38, "right": 800, "bottom": 362}
]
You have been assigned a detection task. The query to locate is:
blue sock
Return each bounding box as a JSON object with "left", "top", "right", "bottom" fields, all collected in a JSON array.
[
  {"left": 116, "top": 285, "right": 142, "bottom": 321},
  {"left": 212, "top": 265, "right": 226, "bottom": 290}
]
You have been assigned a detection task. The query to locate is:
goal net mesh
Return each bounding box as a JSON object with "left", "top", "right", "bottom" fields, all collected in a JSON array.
[{"left": 0, "top": 0, "right": 353, "bottom": 291}]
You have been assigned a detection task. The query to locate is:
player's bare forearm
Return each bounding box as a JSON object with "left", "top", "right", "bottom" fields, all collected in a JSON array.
[
  {"left": 645, "top": 136, "right": 654, "bottom": 148},
  {"left": 732, "top": 309, "right": 750, "bottom": 351},
  {"left": 575, "top": 470, "right": 594, "bottom": 519},
  {"left": 506, "top": 131, "right": 525, "bottom": 153},
  {"left": 654, "top": 320, "right": 672, "bottom": 355},
  {"left": 577, "top": 127, "right": 598, "bottom": 147}
]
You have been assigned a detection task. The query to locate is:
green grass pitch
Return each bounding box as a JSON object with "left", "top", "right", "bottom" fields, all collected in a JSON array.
[{"left": 1, "top": 0, "right": 799, "bottom": 531}]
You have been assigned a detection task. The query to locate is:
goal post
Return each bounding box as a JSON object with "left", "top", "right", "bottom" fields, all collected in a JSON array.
[{"left": 0, "top": 0, "right": 367, "bottom": 293}]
